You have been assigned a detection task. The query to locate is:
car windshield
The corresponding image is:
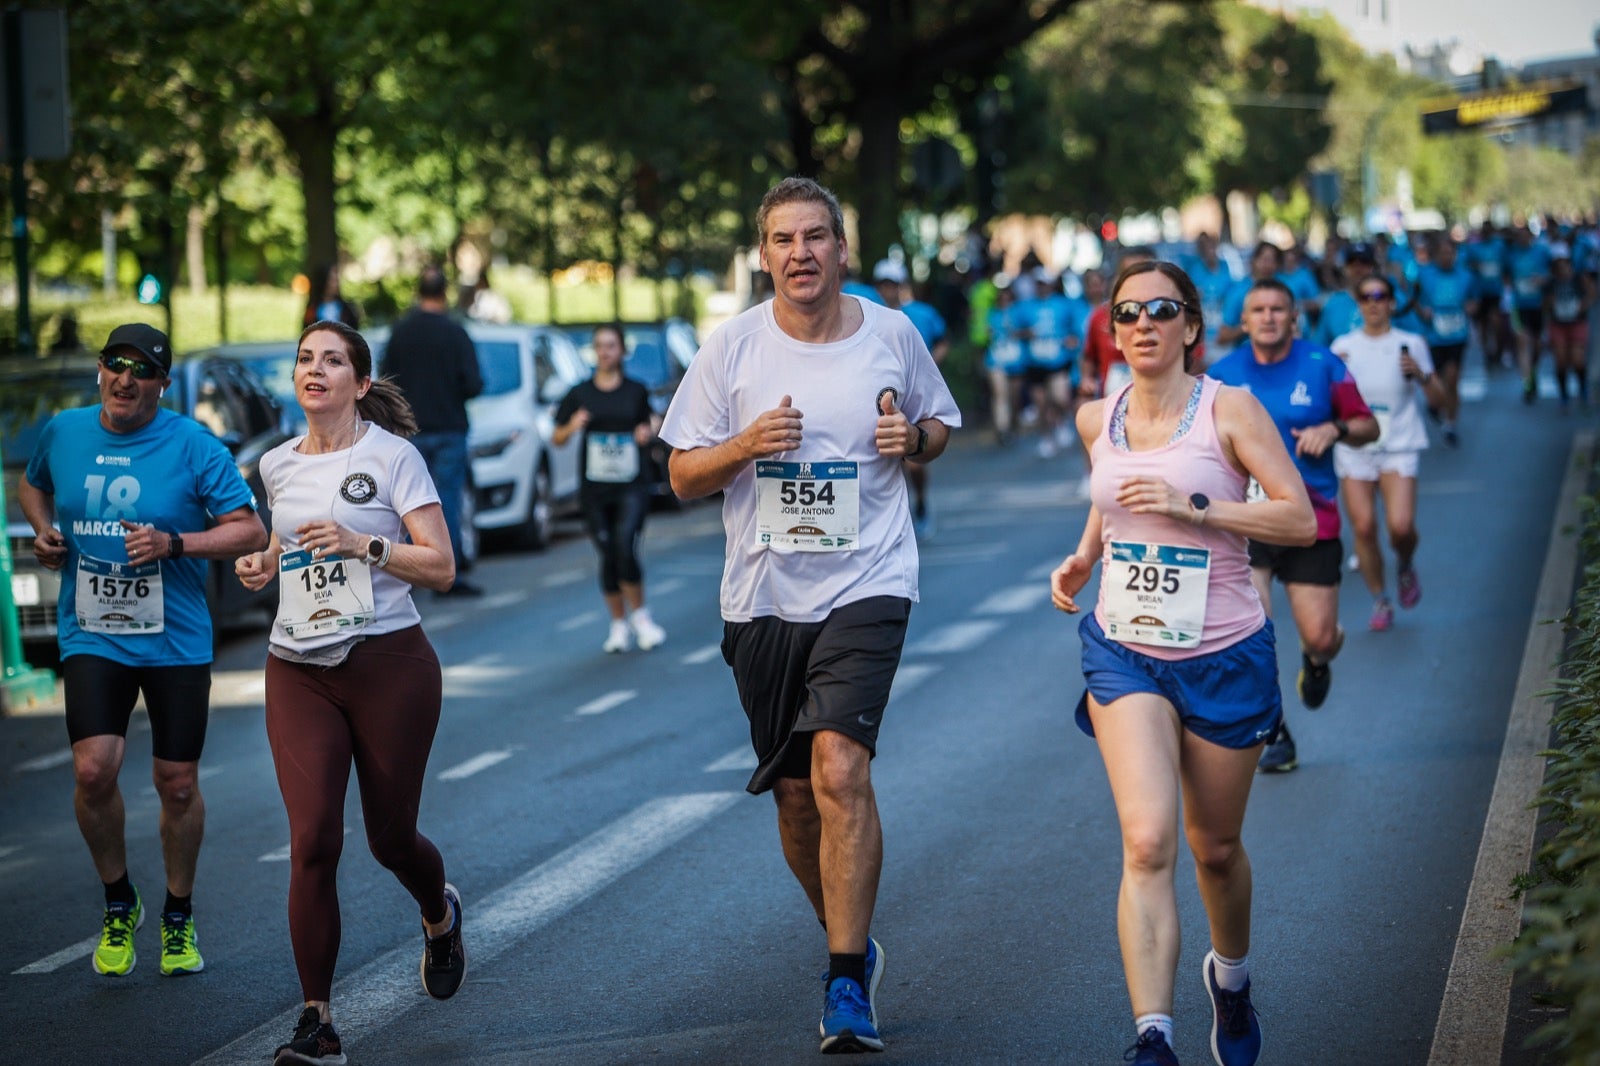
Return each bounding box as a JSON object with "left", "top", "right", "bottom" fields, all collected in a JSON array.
[
  {"left": 0, "top": 370, "right": 98, "bottom": 468},
  {"left": 473, "top": 340, "right": 521, "bottom": 396}
]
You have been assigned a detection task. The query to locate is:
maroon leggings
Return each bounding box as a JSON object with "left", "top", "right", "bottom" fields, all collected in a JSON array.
[{"left": 264, "top": 625, "right": 448, "bottom": 1002}]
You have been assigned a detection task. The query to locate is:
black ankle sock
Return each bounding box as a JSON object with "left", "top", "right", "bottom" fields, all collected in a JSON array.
[
  {"left": 103, "top": 873, "right": 136, "bottom": 909},
  {"left": 829, "top": 952, "right": 867, "bottom": 989},
  {"left": 164, "top": 892, "right": 192, "bottom": 918}
]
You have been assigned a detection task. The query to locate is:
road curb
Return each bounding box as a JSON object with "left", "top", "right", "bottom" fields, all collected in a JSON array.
[{"left": 1428, "top": 428, "right": 1593, "bottom": 1066}]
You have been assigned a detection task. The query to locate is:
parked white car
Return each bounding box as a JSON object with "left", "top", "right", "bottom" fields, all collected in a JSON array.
[{"left": 374, "top": 321, "right": 587, "bottom": 551}]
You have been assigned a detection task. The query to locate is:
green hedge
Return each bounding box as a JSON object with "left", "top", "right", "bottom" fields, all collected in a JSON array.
[{"left": 1509, "top": 491, "right": 1600, "bottom": 1062}]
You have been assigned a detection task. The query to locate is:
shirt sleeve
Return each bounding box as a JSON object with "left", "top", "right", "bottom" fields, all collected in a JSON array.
[
  {"left": 24, "top": 416, "right": 58, "bottom": 493},
  {"left": 389, "top": 440, "right": 444, "bottom": 517},
  {"left": 554, "top": 384, "right": 583, "bottom": 426},
  {"left": 659, "top": 335, "right": 731, "bottom": 451},
  {"left": 458, "top": 330, "right": 484, "bottom": 400},
  {"left": 1329, "top": 361, "right": 1374, "bottom": 421},
  {"left": 191, "top": 428, "right": 258, "bottom": 517}
]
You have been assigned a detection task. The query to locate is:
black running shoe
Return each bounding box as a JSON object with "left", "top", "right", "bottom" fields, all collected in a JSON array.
[
  {"left": 1297, "top": 653, "right": 1332, "bottom": 710},
  {"left": 421, "top": 883, "right": 466, "bottom": 1000},
  {"left": 274, "top": 1006, "right": 345, "bottom": 1065},
  {"left": 1257, "top": 724, "right": 1298, "bottom": 774}
]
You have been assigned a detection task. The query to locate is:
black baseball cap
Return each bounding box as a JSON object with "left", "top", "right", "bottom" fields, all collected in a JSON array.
[
  {"left": 1344, "top": 242, "right": 1377, "bottom": 266},
  {"left": 100, "top": 322, "right": 172, "bottom": 374}
]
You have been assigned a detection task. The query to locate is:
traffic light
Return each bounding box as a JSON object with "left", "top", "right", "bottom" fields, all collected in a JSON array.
[{"left": 135, "top": 252, "right": 165, "bottom": 305}]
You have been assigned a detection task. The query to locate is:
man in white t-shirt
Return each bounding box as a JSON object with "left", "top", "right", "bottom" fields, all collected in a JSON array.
[
  {"left": 661, "top": 176, "right": 960, "bottom": 1055},
  {"left": 1331, "top": 274, "right": 1445, "bottom": 632}
]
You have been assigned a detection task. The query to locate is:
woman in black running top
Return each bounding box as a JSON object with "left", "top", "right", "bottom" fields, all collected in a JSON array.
[{"left": 235, "top": 320, "right": 467, "bottom": 1066}]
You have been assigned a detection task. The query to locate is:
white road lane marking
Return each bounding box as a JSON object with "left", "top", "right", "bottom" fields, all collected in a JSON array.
[
  {"left": 703, "top": 747, "right": 757, "bottom": 772},
  {"left": 904, "top": 619, "right": 1003, "bottom": 657},
  {"left": 12, "top": 933, "right": 101, "bottom": 975},
  {"left": 437, "top": 750, "right": 513, "bottom": 781},
  {"left": 258, "top": 827, "right": 352, "bottom": 864},
  {"left": 0, "top": 845, "right": 20, "bottom": 860},
  {"left": 974, "top": 584, "right": 1050, "bottom": 616},
  {"left": 542, "top": 570, "right": 587, "bottom": 588},
  {"left": 14, "top": 750, "right": 73, "bottom": 773},
  {"left": 888, "top": 663, "right": 940, "bottom": 700},
  {"left": 918, "top": 544, "right": 1009, "bottom": 566},
  {"left": 651, "top": 578, "right": 686, "bottom": 596},
  {"left": 576, "top": 690, "right": 638, "bottom": 716},
  {"left": 680, "top": 643, "right": 722, "bottom": 666},
  {"left": 482, "top": 589, "right": 529, "bottom": 609},
  {"left": 1027, "top": 559, "right": 1060, "bottom": 580},
  {"left": 195, "top": 792, "right": 742, "bottom": 1065},
  {"left": 559, "top": 609, "right": 604, "bottom": 632}
]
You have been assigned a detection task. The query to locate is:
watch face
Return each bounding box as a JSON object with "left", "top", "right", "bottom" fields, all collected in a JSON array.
[
  {"left": 368, "top": 538, "right": 384, "bottom": 560},
  {"left": 1189, "top": 493, "right": 1210, "bottom": 510}
]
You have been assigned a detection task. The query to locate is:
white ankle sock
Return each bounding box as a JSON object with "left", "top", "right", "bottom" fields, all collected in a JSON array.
[
  {"left": 1210, "top": 950, "right": 1249, "bottom": 991},
  {"left": 1135, "top": 1013, "right": 1173, "bottom": 1045}
]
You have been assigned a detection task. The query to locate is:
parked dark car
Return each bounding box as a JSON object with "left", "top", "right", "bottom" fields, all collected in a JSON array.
[
  {"left": 554, "top": 319, "right": 698, "bottom": 505},
  {"left": 191, "top": 339, "right": 305, "bottom": 432},
  {"left": 2, "top": 352, "right": 290, "bottom": 651}
]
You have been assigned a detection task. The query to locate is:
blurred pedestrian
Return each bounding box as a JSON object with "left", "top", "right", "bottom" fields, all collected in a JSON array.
[
  {"left": 873, "top": 258, "right": 950, "bottom": 532},
  {"left": 1414, "top": 236, "right": 1476, "bottom": 444},
  {"left": 1546, "top": 252, "right": 1595, "bottom": 407},
  {"left": 301, "top": 264, "right": 361, "bottom": 330},
  {"left": 235, "top": 320, "right": 466, "bottom": 1066},
  {"left": 1051, "top": 260, "right": 1313, "bottom": 1066},
  {"left": 380, "top": 267, "right": 484, "bottom": 595},
  {"left": 552, "top": 324, "right": 667, "bottom": 653},
  {"left": 661, "top": 176, "right": 960, "bottom": 1054}
]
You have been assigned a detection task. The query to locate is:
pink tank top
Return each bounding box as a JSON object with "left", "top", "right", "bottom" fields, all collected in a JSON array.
[{"left": 1091, "top": 375, "right": 1264, "bottom": 659}]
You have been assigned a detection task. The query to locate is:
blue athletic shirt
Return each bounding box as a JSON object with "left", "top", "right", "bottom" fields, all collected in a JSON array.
[
  {"left": 1315, "top": 290, "right": 1362, "bottom": 348},
  {"left": 25, "top": 406, "right": 257, "bottom": 666},
  {"left": 1208, "top": 340, "right": 1372, "bottom": 540},
  {"left": 1465, "top": 239, "right": 1506, "bottom": 299},
  {"left": 1019, "top": 292, "right": 1074, "bottom": 370},
  {"left": 901, "top": 300, "right": 947, "bottom": 351},
  {"left": 842, "top": 280, "right": 884, "bottom": 306},
  {"left": 1507, "top": 243, "right": 1553, "bottom": 310},
  {"left": 1182, "top": 255, "right": 1234, "bottom": 335},
  {"left": 1415, "top": 264, "right": 1475, "bottom": 346},
  {"left": 985, "top": 305, "right": 1027, "bottom": 373}
]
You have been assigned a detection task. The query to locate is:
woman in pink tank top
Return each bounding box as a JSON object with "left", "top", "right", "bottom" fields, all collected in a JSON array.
[{"left": 1049, "top": 261, "right": 1314, "bottom": 1066}]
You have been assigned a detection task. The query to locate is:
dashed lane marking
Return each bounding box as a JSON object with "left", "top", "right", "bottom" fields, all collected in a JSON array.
[
  {"left": 559, "top": 609, "right": 604, "bottom": 632},
  {"left": 481, "top": 590, "right": 529, "bottom": 609},
  {"left": 195, "top": 792, "right": 742, "bottom": 1065},
  {"left": 576, "top": 690, "right": 638, "bottom": 717},
  {"left": 680, "top": 643, "right": 722, "bottom": 666},
  {"left": 541, "top": 570, "right": 587, "bottom": 588},
  {"left": 903, "top": 619, "right": 1003, "bottom": 657},
  {"left": 703, "top": 747, "right": 758, "bottom": 773},
  {"left": 14, "top": 750, "right": 73, "bottom": 773},
  {"left": 974, "top": 584, "right": 1051, "bottom": 616},
  {"left": 438, "top": 750, "right": 514, "bottom": 782},
  {"left": 258, "top": 827, "right": 352, "bottom": 864}
]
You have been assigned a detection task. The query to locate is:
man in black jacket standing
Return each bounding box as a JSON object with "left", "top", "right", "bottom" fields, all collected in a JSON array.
[{"left": 382, "top": 266, "right": 485, "bottom": 595}]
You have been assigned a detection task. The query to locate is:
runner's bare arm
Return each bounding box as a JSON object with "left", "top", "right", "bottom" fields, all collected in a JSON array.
[
  {"left": 1212, "top": 387, "right": 1316, "bottom": 547},
  {"left": 668, "top": 396, "right": 803, "bottom": 499},
  {"left": 122, "top": 506, "right": 267, "bottom": 563},
  {"left": 16, "top": 479, "right": 66, "bottom": 570}
]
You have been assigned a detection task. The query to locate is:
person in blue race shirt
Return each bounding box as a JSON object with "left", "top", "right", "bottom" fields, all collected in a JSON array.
[
  {"left": 1314, "top": 242, "right": 1378, "bottom": 349},
  {"left": 986, "top": 283, "right": 1028, "bottom": 445},
  {"left": 1464, "top": 222, "right": 1508, "bottom": 368},
  {"left": 1182, "top": 232, "right": 1235, "bottom": 350},
  {"left": 1016, "top": 272, "right": 1077, "bottom": 458},
  {"left": 1414, "top": 236, "right": 1476, "bottom": 445},
  {"left": 1506, "top": 226, "right": 1554, "bottom": 402},
  {"left": 1209, "top": 281, "right": 1378, "bottom": 774},
  {"left": 874, "top": 258, "right": 950, "bottom": 531},
  {"left": 1217, "top": 241, "right": 1283, "bottom": 349},
  {"left": 17, "top": 323, "right": 268, "bottom": 980}
]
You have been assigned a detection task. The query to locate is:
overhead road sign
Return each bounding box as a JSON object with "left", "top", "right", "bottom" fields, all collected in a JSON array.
[{"left": 1421, "top": 80, "right": 1589, "bottom": 135}]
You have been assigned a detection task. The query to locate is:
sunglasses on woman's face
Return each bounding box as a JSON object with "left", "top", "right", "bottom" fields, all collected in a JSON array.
[
  {"left": 1110, "top": 298, "right": 1191, "bottom": 325},
  {"left": 1358, "top": 289, "right": 1391, "bottom": 303},
  {"left": 99, "top": 354, "right": 163, "bottom": 380}
]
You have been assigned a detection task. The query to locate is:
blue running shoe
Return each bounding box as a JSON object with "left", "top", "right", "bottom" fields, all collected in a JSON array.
[
  {"left": 819, "top": 977, "right": 884, "bottom": 1053},
  {"left": 863, "top": 937, "right": 884, "bottom": 1029},
  {"left": 1124, "top": 1028, "right": 1179, "bottom": 1065},
  {"left": 1203, "top": 950, "right": 1262, "bottom": 1066}
]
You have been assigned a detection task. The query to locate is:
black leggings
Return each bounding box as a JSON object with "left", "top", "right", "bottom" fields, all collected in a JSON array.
[
  {"left": 263, "top": 625, "right": 448, "bottom": 1002},
  {"left": 581, "top": 488, "right": 649, "bottom": 594}
]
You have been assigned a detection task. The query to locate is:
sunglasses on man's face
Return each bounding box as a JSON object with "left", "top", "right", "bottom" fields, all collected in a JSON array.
[
  {"left": 100, "top": 354, "right": 163, "bottom": 380},
  {"left": 1358, "top": 290, "right": 1391, "bottom": 303},
  {"left": 1110, "top": 298, "right": 1192, "bottom": 325}
]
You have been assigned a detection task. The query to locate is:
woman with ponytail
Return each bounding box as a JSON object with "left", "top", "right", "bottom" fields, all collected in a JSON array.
[{"left": 234, "top": 319, "right": 466, "bottom": 1065}]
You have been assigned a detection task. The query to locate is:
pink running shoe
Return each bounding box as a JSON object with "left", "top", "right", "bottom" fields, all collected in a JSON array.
[
  {"left": 1398, "top": 568, "right": 1422, "bottom": 609},
  {"left": 1369, "top": 598, "right": 1395, "bottom": 632}
]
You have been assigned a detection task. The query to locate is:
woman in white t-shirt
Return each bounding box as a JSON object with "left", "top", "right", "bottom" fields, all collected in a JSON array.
[
  {"left": 1331, "top": 276, "right": 1446, "bottom": 632},
  {"left": 234, "top": 320, "right": 466, "bottom": 1066}
]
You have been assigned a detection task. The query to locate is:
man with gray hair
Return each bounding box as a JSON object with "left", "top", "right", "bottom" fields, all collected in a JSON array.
[{"left": 662, "top": 177, "right": 960, "bottom": 1054}]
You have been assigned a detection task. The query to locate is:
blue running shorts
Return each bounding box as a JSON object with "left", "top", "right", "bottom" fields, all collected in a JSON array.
[{"left": 1075, "top": 613, "right": 1282, "bottom": 750}]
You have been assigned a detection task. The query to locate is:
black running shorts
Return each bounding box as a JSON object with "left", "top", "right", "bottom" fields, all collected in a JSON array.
[
  {"left": 62, "top": 655, "right": 212, "bottom": 762},
  {"left": 1247, "top": 536, "right": 1344, "bottom": 587},
  {"left": 1431, "top": 342, "right": 1466, "bottom": 370},
  {"left": 721, "top": 595, "right": 911, "bottom": 795}
]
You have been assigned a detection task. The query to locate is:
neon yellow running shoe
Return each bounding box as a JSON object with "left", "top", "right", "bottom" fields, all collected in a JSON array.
[
  {"left": 159, "top": 912, "right": 204, "bottom": 976},
  {"left": 92, "top": 890, "right": 143, "bottom": 976}
]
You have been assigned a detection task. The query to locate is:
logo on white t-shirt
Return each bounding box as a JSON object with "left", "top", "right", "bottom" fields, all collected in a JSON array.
[{"left": 339, "top": 472, "right": 378, "bottom": 504}]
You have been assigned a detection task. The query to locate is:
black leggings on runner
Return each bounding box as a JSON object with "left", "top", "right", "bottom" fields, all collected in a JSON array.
[
  {"left": 581, "top": 488, "right": 649, "bottom": 593},
  {"left": 263, "top": 625, "right": 448, "bottom": 1002}
]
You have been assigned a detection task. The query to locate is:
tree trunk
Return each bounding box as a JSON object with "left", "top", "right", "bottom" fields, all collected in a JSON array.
[
  {"left": 186, "top": 203, "right": 207, "bottom": 294},
  {"left": 854, "top": 87, "right": 902, "bottom": 275},
  {"left": 276, "top": 115, "right": 340, "bottom": 275}
]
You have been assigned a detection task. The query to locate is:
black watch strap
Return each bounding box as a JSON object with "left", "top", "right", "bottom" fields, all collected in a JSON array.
[
  {"left": 1334, "top": 419, "right": 1349, "bottom": 440},
  {"left": 168, "top": 533, "right": 183, "bottom": 559},
  {"left": 910, "top": 425, "right": 928, "bottom": 457}
]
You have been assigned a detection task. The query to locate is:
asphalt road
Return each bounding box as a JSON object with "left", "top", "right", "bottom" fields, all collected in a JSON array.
[{"left": 0, "top": 359, "right": 1581, "bottom": 1065}]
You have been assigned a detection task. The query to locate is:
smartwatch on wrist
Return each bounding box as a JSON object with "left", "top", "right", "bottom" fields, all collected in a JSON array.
[
  {"left": 1188, "top": 492, "right": 1210, "bottom": 526},
  {"left": 909, "top": 424, "right": 928, "bottom": 458},
  {"left": 1333, "top": 419, "right": 1349, "bottom": 441},
  {"left": 365, "top": 536, "right": 385, "bottom": 566},
  {"left": 168, "top": 533, "right": 184, "bottom": 559}
]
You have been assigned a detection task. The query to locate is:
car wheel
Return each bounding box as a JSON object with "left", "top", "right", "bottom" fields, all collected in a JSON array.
[
  {"left": 457, "top": 481, "right": 480, "bottom": 566},
  {"left": 513, "top": 464, "right": 554, "bottom": 551}
]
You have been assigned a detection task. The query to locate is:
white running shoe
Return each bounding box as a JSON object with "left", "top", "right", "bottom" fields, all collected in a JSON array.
[
  {"left": 603, "top": 620, "right": 631, "bottom": 653},
  {"left": 631, "top": 614, "right": 666, "bottom": 651}
]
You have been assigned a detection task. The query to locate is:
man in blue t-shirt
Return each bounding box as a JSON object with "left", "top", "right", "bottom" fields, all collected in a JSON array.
[
  {"left": 18, "top": 323, "right": 266, "bottom": 979},
  {"left": 1209, "top": 280, "right": 1378, "bottom": 774},
  {"left": 1217, "top": 241, "right": 1283, "bottom": 349},
  {"left": 1414, "top": 236, "right": 1477, "bottom": 445},
  {"left": 1506, "top": 226, "right": 1554, "bottom": 402}
]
